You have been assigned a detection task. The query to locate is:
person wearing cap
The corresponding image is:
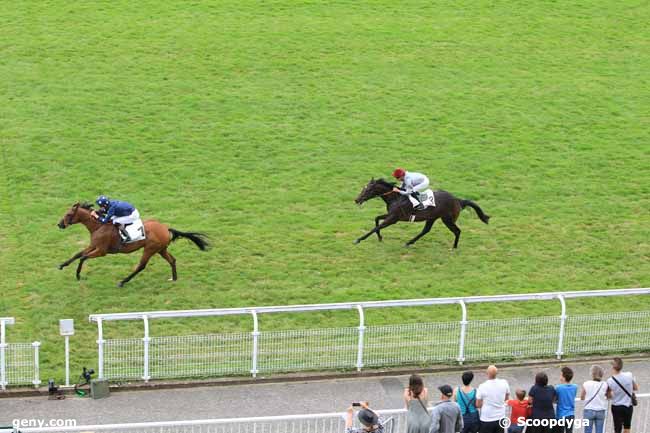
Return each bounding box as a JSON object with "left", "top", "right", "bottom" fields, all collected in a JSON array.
[
  {"left": 345, "top": 401, "right": 385, "bottom": 433},
  {"left": 429, "top": 384, "right": 463, "bottom": 433},
  {"left": 391, "top": 168, "right": 430, "bottom": 211}
]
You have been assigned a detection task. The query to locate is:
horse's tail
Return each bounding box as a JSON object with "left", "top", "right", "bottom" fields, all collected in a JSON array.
[
  {"left": 169, "top": 228, "right": 210, "bottom": 251},
  {"left": 459, "top": 199, "right": 490, "bottom": 224}
]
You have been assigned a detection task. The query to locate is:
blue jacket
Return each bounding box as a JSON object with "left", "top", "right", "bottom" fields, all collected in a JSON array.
[{"left": 99, "top": 200, "right": 135, "bottom": 224}]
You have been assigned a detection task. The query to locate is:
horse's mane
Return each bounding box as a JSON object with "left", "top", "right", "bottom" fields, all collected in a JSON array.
[
  {"left": 79, "top": 202, "right": 94, "bottom": 210},
  {"left": 375, "top": 178, "right": 396, "bottom": 188}
]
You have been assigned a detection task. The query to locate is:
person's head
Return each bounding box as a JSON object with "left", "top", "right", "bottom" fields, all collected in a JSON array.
[
  {"left": 516, "top": 389, "right": 526, "bottom": 401},
  {"left": 408, "top": 374, "right": 424, "bottom": 398},
  {"left": 96, "top": 195, "right": 110, "bottom": 210},
  {"left": 392, "top": 168, "right": 406, "bottom": 181},
  {"left": 438, "top": 384, "right": 453, "bottom": 401},
  {"left": 590, "top": 365, "right": 604, "bottom": 381},
  {"left": 535, "top": 372, "right": 549, "bottom": 387},
  {"left": 560, "top": 367, "right": 574, "bottom": 383},
  {"left": 461, "top": 371, "right": 474, "bottom": 386},
  {"left": 358, "top": 408, "right": 379, "bottom": 431},
  {"left": 486, "top": 365, "right": 498, "bottom": 379},
  {"left": 611, "top": 357, "right": 623, "bottom": 373}
]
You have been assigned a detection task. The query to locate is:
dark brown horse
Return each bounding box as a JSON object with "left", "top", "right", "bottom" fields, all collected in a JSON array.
[
  {"left": 57, "top": 203, "right": 209, "bottom": 287},
  {"left": 354, "top": 178, "right": 489, "bottom": 248}
]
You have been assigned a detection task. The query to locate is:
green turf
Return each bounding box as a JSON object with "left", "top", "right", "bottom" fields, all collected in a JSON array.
[{"left": 1, "top": 0, "right": 649, "bottom": 382}]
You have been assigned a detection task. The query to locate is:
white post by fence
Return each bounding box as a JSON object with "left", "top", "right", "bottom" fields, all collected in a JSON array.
[
  {"left": 142, "top": 315, "right": 150, "bottom": 382},
  {"left": 458, "top": 300, "right": 467, "bottom": 364},
  {"left": 251, "top": 310, "right": 259, "bottom": 378},
  {"left": 356, "top": 305, "right": 365, "bottom": 371},
  {"left": 32, "top": 341, "right": 41, "bottom": 386},
  {"left": 97, "top": 318, "right": 104, "bottom": 379},
  {"left": 0, "top": 319, "right": 7, "bottom": 390},
  {"left": 64, "top": 335, "right": 70, "bottom": 387},
  {"left": 556, "top": 295, "right": 567, "bottom": 360}
]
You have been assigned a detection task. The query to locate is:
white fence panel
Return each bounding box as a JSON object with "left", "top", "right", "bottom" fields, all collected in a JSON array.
[
  {"left": 0, "top": 318, "right": 40, "bottom": 389},
  {"left": 89, "top": 288, "right": 650, "bottom": 382}
]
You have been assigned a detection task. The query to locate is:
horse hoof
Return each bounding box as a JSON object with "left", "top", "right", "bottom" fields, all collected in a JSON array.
[
  {"left": 167, "top": 278, "right": 175, "bottom": 282},
  {"left": 354, "top": 239, "right": 360, "bottom": 245},
  {"left": 404, "top": 243, "right": 411, "bottom": 248},
  {"left": 58, "top": 265, "right": 64, "bottom": 270},
  {"left": 76, "top": 275, "right": 81, "bottom": 281},
  {"left": 117, "top": 282, "right": 124, "bottom": 288}
]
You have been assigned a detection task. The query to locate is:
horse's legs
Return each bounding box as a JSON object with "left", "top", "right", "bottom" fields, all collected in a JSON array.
[
  {"left": 118, "top": 249, "right": 156, "bottom": 287},
  {"left": 159, "top": 248, "right": 177, "bottom": 281},
  {"left": 75, "top": 248, "right": 106, "bottom": 280},
  {"left": 374, "top": 214, "right": 388, "bottom": 241},
  {"left": 442, "top": 216, "right": 461, "bottom": 249},
  {"left": 355, "top": 217, "right": 398, "bottom": 244},
  {"left": 59, "top": 247, "right": 92, "bottom": 270},
  {"left": 405, "top": 219, "right": 435, "bottom": 247}
]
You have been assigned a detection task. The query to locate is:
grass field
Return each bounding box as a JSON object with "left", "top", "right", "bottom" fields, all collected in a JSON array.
[{"left": 1, "top": 0, "right": 649, "bottom": 381}]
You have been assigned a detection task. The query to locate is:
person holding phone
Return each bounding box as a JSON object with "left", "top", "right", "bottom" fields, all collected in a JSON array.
[{"left": 346, "top": 401, "right": 385, "bottom": 433}]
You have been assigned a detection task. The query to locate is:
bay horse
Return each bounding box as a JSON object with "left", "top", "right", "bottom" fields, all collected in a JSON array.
[
  {"left": 354, "top": 178, "right": 489, "bottom": 248},
  {"left": 57, "top": 203, "right": 209, "bottom": 287}
]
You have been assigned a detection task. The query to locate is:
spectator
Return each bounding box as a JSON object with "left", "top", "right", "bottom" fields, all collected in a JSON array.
[
  {"left": 555, "top": 367, "right": 578, "bottom": 433},
  {"left": 581, "top": 365, "right": 608, "bottom": 433},
  {"left": 607, "top": 358, "right": 639, "bottom": 433},
  {"left": 345, "top": 402, "right": 385, "bottom": 433},
  {"left": 476, "top": 365, "right": 510, "bottom": 433},
  {"left": 429, "top": 384, "right": 463, "bottom": 433},
  {"left": 404, "top": 374, "right": 431, "bottom": 433},
  {"left": 506, "top": 389, "right": 531, "bottom": 433},
  {"left": 453, "top": 371, "right": 480, "bottom": 433},
  {"left": 528, "top": 372, "right": 556, "bottom": 433}
]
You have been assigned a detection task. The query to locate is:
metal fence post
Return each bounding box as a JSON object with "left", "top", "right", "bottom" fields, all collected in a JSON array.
[
  {"left": 142, "top": 315, "right": 151, "bottom": 382},
  {"left": 556, "top": 295, "right": 567, "bottom": 360},
  {"left": 458, "top": 300, "right": 468, "bottom": 364},
  {"left": 0, "top": 320, "right": 6, "bottom": 390},
  {"left": 32, "top": 341, "right": 41, "bottom": 386},
  {"left": 356, "top": 305, "right": 365, "bottom": 371},
  {"left": 97, "top": 318, "right": 105, "bottom": 380},
  {"left": 251, "top": 310, "right": 259, "bottom": 378}
]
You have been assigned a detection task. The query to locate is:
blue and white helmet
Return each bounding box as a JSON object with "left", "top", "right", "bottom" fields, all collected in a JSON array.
[{"left": 96, "top": 195, "right": 110, "bottom": 207}]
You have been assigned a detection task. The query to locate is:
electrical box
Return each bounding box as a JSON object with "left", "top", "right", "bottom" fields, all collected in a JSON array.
[
  {"left": 59, "top": 319, "right": 74, "bottom": 336},
  {"left": 91, "top": 379, "right": 110, "bottom": 399}
]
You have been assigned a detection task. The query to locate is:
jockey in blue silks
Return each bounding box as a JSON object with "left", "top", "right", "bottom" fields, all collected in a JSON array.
[{"left": 93, "top": 195, "right": 140, "bottom": 241}]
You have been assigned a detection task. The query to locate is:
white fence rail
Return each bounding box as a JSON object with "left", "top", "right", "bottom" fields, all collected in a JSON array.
[
  {"left": 0, "top": 318, "right": 41, "bottom": 390},
  {"left": 89, "top": 288, "right": 650, "bottom": 382},
  {"left": 17, "top": 394, "right": 650, "bottom": 433}
]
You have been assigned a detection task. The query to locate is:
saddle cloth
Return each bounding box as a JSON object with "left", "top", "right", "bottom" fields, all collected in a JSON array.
[
  {"left": 123, "top": 219, "right": 146, "bottom": 243},
  {"left": 408, "top": 189, "right": 436, "bottom": 209}
]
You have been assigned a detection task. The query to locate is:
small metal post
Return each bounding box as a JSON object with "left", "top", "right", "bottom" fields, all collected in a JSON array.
[
  {"left": 32, "top": 342, "right": 41, "bottom": 386},
  {"left": 97, "top": 318, "right": 105, "bottom": 380},
  {"left": 64, "top": 336, "right": 70, "bottom": 386},
  {"left": 250, "top": 310, "right": 259, "bottom": 378},
  {"left": 0, "top": 320, "right": 6, "bottom": 390},
  {"left": 356, "top": 305, "right": 365, "bottom": 371},
  {"left": 458, "top": 300, "right": 468, "bottom": 364},
  {"left": 143, "top": 315, "right": 151, "bottom": 382},
  {"left": 556, "top": 295, "right": 567, "bottom": 360}
]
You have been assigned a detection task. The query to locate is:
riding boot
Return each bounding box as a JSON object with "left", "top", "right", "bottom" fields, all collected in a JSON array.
[
  {"left": 411, "top": 193, "right": 425, "bottom": 211},
  {"left": 118, "top": 225, "right": 130, "bottom": 243}
]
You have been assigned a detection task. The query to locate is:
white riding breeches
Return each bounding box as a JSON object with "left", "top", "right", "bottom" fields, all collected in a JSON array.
[
  {"left": 412, "top": 179, "right": 429, "bottom": 193},
  {"left": 112, "top": 209, "right": 140, "bottom": 226}
]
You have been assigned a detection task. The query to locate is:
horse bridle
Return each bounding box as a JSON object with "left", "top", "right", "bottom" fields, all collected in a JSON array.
[{"left": 65, "top": 204, "right": 80, "bottom": 226}]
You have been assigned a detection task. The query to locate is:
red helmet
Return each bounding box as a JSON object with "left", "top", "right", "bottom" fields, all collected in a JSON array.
[{"left": 392, "top": 168, "right": 406, "bottom": 179}]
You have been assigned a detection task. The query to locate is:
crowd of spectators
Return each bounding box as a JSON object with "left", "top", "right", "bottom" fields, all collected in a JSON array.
[{"left": 344, "top": 357, "right": 638, "bottom": 433}]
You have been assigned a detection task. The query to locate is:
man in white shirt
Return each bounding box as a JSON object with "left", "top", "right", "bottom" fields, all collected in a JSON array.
[
  {"left": 607, "top": 358, "right": 639, "bottom": 433},
  {"left": 476, "top": 365, "right": 510, "bottom": 433}
]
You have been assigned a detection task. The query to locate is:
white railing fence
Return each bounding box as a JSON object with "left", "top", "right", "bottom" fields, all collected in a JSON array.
[
  {"left": 17, "top": 394, "right": 650, "bottom": 433},
  {"left": 0, "top": 317, "right": 41, "bottom": 390},
  {"left": 89, "top": 288, "right": 650, "bottom": 382}
]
